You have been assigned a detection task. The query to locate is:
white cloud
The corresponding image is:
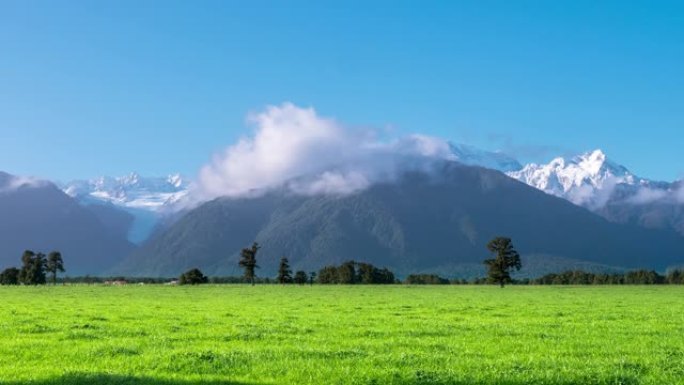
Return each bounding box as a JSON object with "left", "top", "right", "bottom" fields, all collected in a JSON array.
[
  {"left": 566, "top": 176, "right": 619, "bottom": 210},
  {"left": 0, "top": 174, "right": 49, "bottom": 193},
  {"left": 676, "top": 185, "right": 684, "bottom": 203},
  {"left": 289, "top": 171, "right": 371, "bottom": 196},
  {"left": 626, "top": 187, "right": 669, "bottom": 205},
  {"left": 195, "top": 103, "right": 455, "bottom": 200}
]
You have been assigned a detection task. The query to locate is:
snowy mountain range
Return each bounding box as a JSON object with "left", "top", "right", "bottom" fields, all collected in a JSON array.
[
  {"left": 63, "top": 173, "right": 189, "bottom": 211},
  {"left": 55, "top": 144, "right": 683, "bottom": 243},
  {"left": 507, "top": 149, "right": 683, "bottom": 235},
  {"left": 508, "top": 150, "right": 642, "bottom": 208},
  {"left": 507, "top": 149, "right": 680, "bottom": 207}
]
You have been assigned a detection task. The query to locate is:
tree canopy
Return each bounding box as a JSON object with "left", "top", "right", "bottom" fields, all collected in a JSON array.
[
  {"left": 46, "top": 251, "right": 65, "bottom": 285},
  {"left": 19, "top": 250, "right": 47, "bottom": 285},
  {"left": 293, "top": 270, "right": 308, "bottom": 285},
  {"left": 0, "top": 267, "right": 20, "bottom": 285},
  {"left": 317, "top": 261, "right": 395, "bottom": 284},
  {"left": 239, "top": 242, "right": 260, "bottom": 285},
  {"left": 277, "top": 257, "right": 292, "bottom": 284},
  {"left": 179, "top": 268, "right": 208, "bottom": 285},
  {"left": 484, "top": 237, "right": 522, "bottom": 288}
]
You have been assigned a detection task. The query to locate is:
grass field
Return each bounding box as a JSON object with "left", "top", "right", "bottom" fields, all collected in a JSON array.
[{"left": 1, "top": 285, "right": 683, "bottom": 385}]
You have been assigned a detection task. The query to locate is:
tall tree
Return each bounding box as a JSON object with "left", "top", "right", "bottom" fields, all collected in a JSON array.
[
  {"left": 239, "top": 242, "right": 260, "bottom": 286},
  {"left": 277, "top": 257, "right": 293, "bottom": 284},
  {"left": 19, "top": 250, "right": 47, "bottom": 285},
  {"left": 484, "top": 237, "right": 522, "bottom": 288},
  {"left": 46, "top": 251, "right": 65, "bottom": 285}
]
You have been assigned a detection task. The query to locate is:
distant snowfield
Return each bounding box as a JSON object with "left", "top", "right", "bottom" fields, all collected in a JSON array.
[
  {"left": 61, "top": 173, "right": 190, "bottom": 243},
  {"left": 63, "top": 173, "right": 189, "bottom": 211}
]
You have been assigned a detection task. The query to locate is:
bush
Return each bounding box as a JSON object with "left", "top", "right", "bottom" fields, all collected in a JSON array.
[
  {"left": 404, "top": 274, "right": 450, "bottom": 285},
  {"left": 179, "top": 268, "right": 208, "bottom": 285},
  {"left": 0, "top": 267, "right": 20, "bottom": 285},
  {"left": 293, "top": 271, "right": 308, "bottom": 284}
]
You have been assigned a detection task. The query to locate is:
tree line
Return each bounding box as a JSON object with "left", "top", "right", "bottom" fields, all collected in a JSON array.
[
  {"left": 0, "top": 250, "right": 65, "bottom": 285},
  {"left": 529, "top": 269, "right": 684, "bottom": 285},
  {"left": 178, "top": 242, "right": 396, "bottom": 285},
  {"left": 177, "top": 237, "right": 684, "bottom": 286},
  {"left": 3, "top": 237, "right": 682, "bottom": 286},
  {"left": 181, "top": 238, "right": 512, "bottom": 286}
]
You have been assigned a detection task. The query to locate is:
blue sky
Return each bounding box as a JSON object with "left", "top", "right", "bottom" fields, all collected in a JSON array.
[{"left": 1, "top": 0, "right": 682, "bottom": 181}]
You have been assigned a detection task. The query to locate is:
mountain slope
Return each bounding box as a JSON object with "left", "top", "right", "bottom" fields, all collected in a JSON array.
[
  {"left": 115, "top": 162, "right": 683, "bottom": 278},
  {"left": 0, "top": 172, "right": 135, "bottom": 275}
]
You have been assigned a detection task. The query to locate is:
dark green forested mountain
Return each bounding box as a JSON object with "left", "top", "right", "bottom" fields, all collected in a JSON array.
[
  {"left": 114, "top": 162, "right": 684, "bottom": 278},
  {"left": 0, "top": 172, "right": 135, "bottom": 275}
]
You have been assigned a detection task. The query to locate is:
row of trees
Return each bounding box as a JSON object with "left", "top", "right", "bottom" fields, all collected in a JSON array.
[
  {"left": 0, "top": 250, "right": 65, "bottom": 285},
  {"left": 531, "top": 269, "right": 684, "bottom": 285},
  {"left": 238, "top": 242, "right": 395, "bottom": 285},
  {"left": 180, "top": 242, "right": 396, "bottom": 285},
  {"left": 5, "top": 237, "right": 680, "bottom": 287},
  {"left": 181, "top": 237, "right": 517, "bottom": 286},
  {"left": 172, "top": 268, "right": 684, "bottom": 286}
]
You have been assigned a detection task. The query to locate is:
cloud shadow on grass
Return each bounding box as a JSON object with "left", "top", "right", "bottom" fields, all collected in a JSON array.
[
  {"left": 0, "top": 372, "right": 642, "bottom": 385},
  {"left": 0, "top": 374, "right": 261, "bottom": 385}
]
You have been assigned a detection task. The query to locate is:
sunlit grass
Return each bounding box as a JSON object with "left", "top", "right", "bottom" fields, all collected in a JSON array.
[{"left": 1, "top": 285, "right": 683, "bottom": 384}]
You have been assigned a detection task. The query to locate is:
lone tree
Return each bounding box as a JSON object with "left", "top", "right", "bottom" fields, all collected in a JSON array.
[
  {"left": 239, "top": 242, "right": 260, "bottom": 286},
  {"left": 309, "top": 271, "right": 316, "bottom": 286},
  {"left": 179, "top": 268, "right": 208, "bottom": 285},
  {"left": 293, "top": 270, "right": 308, "bottom": 285},
  {"left": 277, "top": 257, "right": 293, "bottom": 284},
  {"left": 484, "top": 237, "right": 522, "bottom": 288},
  {"left": 46, "top": 251, "right": 65, "bottom": 285},
  {"left": 19, "top": 250, "right": 47, "bottom": 285}
]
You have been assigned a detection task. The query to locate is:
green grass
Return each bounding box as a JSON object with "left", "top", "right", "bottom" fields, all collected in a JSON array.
[{"left": 1, "top": 285, "right": 684, "bottom": 385}]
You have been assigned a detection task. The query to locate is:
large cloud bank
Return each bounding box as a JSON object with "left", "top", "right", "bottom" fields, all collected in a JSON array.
[{"left": 196, "top": 103, "right": 455, "bottom": 200}]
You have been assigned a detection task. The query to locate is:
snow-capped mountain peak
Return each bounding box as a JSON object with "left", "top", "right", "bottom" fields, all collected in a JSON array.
[
  {"left": 507, "top": 149, "right": 643, "bottom": 208},
  {"left": 63, "top": 173, "right": 190, "bottom": 211},
  {"left": 167, "top": 173, "right": 184, "bottom": 188},
  {"left": 61, "top": 173, "right": 191, "bottom": 244}
]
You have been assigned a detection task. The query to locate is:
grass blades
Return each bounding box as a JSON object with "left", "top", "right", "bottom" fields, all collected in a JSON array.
[{"left": 1, "top": 285, "right": 683, "bottom": 384}]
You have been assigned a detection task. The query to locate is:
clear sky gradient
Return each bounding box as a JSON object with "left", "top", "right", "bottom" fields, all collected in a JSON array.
[{"left": 1, "top": 1, "right": 682, "bottom": 181}]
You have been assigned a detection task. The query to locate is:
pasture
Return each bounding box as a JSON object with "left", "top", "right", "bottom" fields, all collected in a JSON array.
[{"left": 0, "top": 285, "right": 683, "bottom": 384}]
